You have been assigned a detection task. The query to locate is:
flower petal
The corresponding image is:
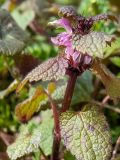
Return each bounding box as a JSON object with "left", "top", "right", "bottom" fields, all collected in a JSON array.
[
  {"left": 51, "top": 32, "right": 71, "bottom": 47},
  {"left": 49, "top": 18, "right": 72, "bottom": 33}
]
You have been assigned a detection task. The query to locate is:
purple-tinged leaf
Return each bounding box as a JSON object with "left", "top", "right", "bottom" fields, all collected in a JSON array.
[
  {"left": 58, "top": 6, "right": 77, "bottom": 18},
  {"left": 60, "top": 104, "right": 112, "bottom": 160},
  {"left": 17, "top": 56, "right": 68, "bottom": 92},
  {"left": 91, "top": 13, "right": 118, "bottom": 23},
  {"left": 73, "top": 32, "right": 115, "bottom": 58}
]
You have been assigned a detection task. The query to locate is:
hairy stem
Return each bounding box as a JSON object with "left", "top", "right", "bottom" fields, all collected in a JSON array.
[{"left": 61, "top": 72, "right": 78, "bottom": 112}]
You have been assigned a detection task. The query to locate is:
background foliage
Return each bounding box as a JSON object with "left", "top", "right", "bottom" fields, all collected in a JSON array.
[{"left": 0, "top": 0, "right": 120, "bottom": 159}]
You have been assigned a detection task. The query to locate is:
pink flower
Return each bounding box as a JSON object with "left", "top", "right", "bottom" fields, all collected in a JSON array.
[{"left": 50, "top": 18, "right": 87, "bottom": 68}]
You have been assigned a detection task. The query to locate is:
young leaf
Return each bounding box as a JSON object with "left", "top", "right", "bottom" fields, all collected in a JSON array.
[
  {"left": 15, "top": 82, "right": 57, "bottom": 122},
  {"left": 92, "top": 14, "right": 118, "bottom": 23},
  {"left": 15, "top": 86, "right": 47, "bottom": 122},
  {"left": 0, "top": 9, "right": 29, "bottom": 55},
  {"left": 17, "top": 56, "right": 68, "bottom": 92},
  {"left": 60, "top": 104, "right": 112, "bottom": 160},
  {"left": 73, "top": 31, "right": 115, "bottom": 58}
]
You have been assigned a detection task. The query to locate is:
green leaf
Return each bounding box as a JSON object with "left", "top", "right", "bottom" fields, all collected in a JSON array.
[
  {"left": 7, "top": 109, "right": 54, "bottom": 160},
  {"left": 15, "top": 86, "right": 47, "bottom": 122},
  {"left": 0, "top": 9, "right": 29, "bottom": 55},
  {"left": 15, "top": 82, "right": 57, "bottom": 122},
  {"left": 7, "top": 122, "right": 41, "bottom": 160},
  {"left": 16, "top": 56, "right": 68, "bottom": 93},
  {"left": 39, "top": 111, "right": 54, "bottom": 155},
  {"left": 12, "top": 9, "right": 35, "bottom": 29},
  {"left": 52, "top": 80, "right": 67, "bottom": 102},
  {"left": 64, "top": 151, "right": 76, "bottom": 160},
  {"left": 105, "top": 38, "right": 120, "bottom": 58},
  {"left": 73, "top": 32, "right": 115, "bottom": 59},
  {"left": 72, "top": 71, "right": 93, "bottom": 105},
  {"left": 60, "top": 104, "right": 112, "bottom": 160},
  {"left": 110, "top": 56, "right": 120, "bottom": 68}
]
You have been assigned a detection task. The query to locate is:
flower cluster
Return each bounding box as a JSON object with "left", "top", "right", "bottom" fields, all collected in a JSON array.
[
  {"left": 50, "top": 6, "right": 115, "bottom": 73},
  {"left": 17, "top": 6, "right": 116, "bottom": 92}
]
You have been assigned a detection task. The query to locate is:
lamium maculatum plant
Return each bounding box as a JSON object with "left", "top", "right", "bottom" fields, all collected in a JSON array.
[{"left": 7, "top": 6, "right": 120, "bottom": 160}]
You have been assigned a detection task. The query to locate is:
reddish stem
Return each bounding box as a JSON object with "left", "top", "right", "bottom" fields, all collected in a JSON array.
[
  {"left": 45, "top": 91, "right": 60, "bottom": 139},
  {"left": 61, "top": 72, "right": 78, "bottom": 112},
  {"left": 45, "top": 91, "right": 60, "bottom": 160},
  {"left": 51, "top": 133, "right": 61, "bottom": 160}
]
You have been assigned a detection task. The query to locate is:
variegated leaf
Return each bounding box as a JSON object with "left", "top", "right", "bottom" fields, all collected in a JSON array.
[
  {"left": 0, "top": 9, "right": 29, "bottom": 55},
  {"left": 15, "top": 86, "right": 46, "bottom": 122},
  {"left": 7, "top": 111, "right": 54, "bottom": 160},
  {"left": 60, "top": 104, "right": 112, "bottom": 160},
  {"left": 72, "top": 32, "right": 115, "bottom": 58},
  {"left": 17, "top": 56, "right": 68, "bottom": 92},
  {"left": 15, "top": 82, "right": 56, "bottom": 122}
]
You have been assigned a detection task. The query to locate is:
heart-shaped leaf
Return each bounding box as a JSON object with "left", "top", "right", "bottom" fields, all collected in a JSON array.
[
  {"left": 60, "top": 104, "right": 112, "bottom": 160},
  {"left": 0, "top": 9, "right": 29, "bottom": 55}
]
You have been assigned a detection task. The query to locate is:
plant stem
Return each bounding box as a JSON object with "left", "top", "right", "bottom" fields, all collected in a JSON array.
[
  {"left": 61, "top": 72, "right": 78, "bottom": 112},
  {"left": 45, "top": 91, "right": 60, "bottom": 160},
  {"left": 51, "top": 132, "right": 61, "bottom": 160},
  {"left": 111, "top": 136, "right": 120, "bottom": 160}
]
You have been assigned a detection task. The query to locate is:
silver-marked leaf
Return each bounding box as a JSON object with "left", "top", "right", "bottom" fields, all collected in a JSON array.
[
  {"left": 7, "top": 109, "right": 54, "bottom": 160},
  {"left": 60, "top": 104, "right": 112, "bottom": 160},
  {"left": 7, "top": 123, "right": 41, "bottom": 160},
  {"left": 72, "top": 31, "right": 115, "bottom": 58},
  {"left": 0, "top": 9, "right": 29, "bottom": 55},
  {"left": 17, "top": 56, "right": 68, "bottom": 92}
]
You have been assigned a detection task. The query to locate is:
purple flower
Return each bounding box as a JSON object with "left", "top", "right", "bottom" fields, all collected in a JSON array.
[
  {"left": 50, "top": 17, "right": 89, "bottom": 68},
  {"left": 50, "top": 6, "right": 115, "bottom": 68}
]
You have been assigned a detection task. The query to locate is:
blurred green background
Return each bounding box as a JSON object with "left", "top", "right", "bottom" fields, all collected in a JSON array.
[{"left": 0, "top": 0, "right": 120, "bottom": 159}]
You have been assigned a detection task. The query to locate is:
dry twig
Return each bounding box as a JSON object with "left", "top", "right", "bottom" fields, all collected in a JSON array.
[{"left": 111, "top": 136, "right": 120, "bottom": 160}]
